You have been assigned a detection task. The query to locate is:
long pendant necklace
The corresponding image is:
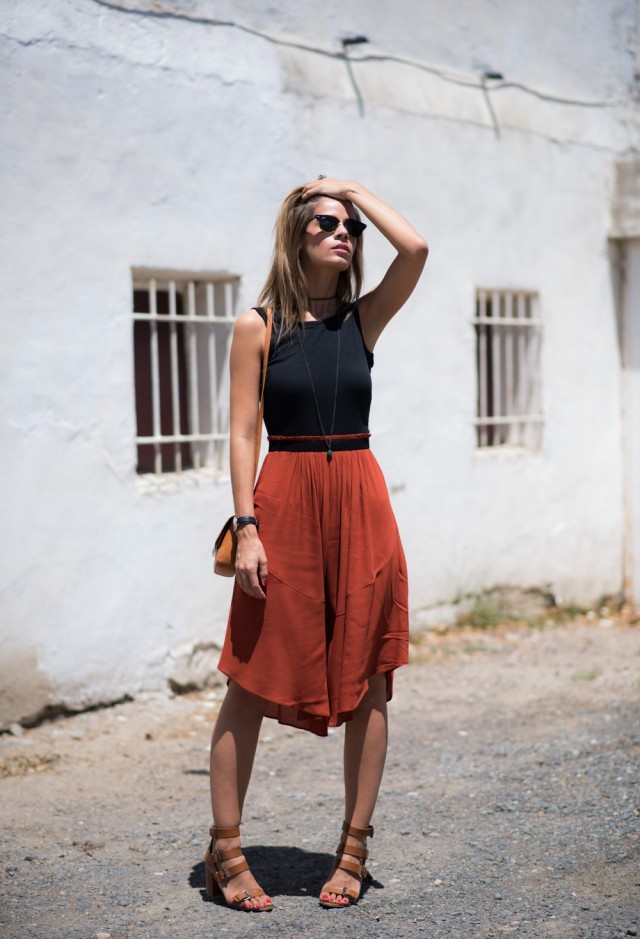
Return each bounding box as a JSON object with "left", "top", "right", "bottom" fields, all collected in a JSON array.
[{"left": 297, "top": 320, "right": 341, "bottom": 462}]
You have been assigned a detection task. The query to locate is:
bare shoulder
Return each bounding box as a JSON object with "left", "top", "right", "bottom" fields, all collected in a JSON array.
[
  {"left": 233, "top": 308, "right": 267, "bottom": 348},
  {"left": 234, "top": 307, "right": 266, "bottom": 334}
]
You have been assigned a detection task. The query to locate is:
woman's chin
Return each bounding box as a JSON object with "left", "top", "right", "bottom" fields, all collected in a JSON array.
[{"left": 323, "top": 253, "right": 352, "bottom": 270}]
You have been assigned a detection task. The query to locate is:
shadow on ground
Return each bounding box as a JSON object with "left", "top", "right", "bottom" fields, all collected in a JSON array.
[{"left": 190, "top": 845, "right": 384, "bottom": 900}]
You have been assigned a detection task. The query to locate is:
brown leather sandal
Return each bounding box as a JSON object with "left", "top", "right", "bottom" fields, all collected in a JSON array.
[
  {"left": 204, "top": 825, "right": 273, "bottom": 912},
  {"left": 319, "top": 821, "right": 374, "bottom": 909}
]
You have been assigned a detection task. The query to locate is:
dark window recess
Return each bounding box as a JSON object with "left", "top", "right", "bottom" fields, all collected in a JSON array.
[
  {"left": 133, "top": 288, "right": 192, "bottom": 473},
  {"left": 474, "top": 289, "right": 542, "bottom": 450},
  {"left": 475, "top": 296, "right": 498, "bottom": 446}
]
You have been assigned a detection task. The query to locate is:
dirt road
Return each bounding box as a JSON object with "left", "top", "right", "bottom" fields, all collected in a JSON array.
[{"left": 1, "top": 619, "right": 638, "bottom": 939}]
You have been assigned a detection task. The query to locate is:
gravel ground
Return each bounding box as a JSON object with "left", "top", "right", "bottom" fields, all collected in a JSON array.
[{"left": 1, "top": 618, "right": 638, "bottom": 939}]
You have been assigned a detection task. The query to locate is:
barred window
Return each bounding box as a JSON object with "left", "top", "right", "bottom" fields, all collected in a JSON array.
[
  {"left": 132, "top": 269, "right": 239, "bottom": 474},
  {"left": 474, "top": 289, "right": 543, "bottom": 449}
]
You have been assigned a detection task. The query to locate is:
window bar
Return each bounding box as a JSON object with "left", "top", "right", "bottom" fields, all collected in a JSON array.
[
  {"left": 168, "top": 280, "right": 182, "bottom": 473},
  {"left": 504, "top": 292, "right": 514, "bottom": 445},
  {"left": 491, "top": 292, "right": 502, "bottom": 445},
  {"left": 227, "top": 279, "right": 235, "bottom": 321},
  {"left": 500, "top": 293, "right": 507, "bottom": 445},
  {"left": 475, "top": 415, "right": 543, "bottom": 427},
  {"left": 206, "top": 282, "right": 218, "bottom": 469},
  {"left": 527, "top": 298, "right": 542, "bottom": 449},
  {"left": 515, "top": 293, "right": 527, "bottom": 446},
  {"left": 186, "top": 281, "right": 201, "bottom": 469},
  {"left": 523, "top": 301, "right": 533, "bottom": 445},
  {"left": 477, "top": 291, "right": 488, "bottom": 446},
  {"left": 538, "top": 327, "right": 543, "bottom": 448},
  {"left": 149, "top": 279, "right": 163, "bottom": 474},
  {"left": 219, "top": 279, "right": 227, "bottom": 320}
]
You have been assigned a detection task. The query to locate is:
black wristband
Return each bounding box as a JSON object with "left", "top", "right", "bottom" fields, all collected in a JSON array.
[{"left": 233, "top": 515, "right": 259, "bottom": 531}]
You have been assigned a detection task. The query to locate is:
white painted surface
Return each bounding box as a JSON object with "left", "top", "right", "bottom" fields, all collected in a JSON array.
[
  {"left": 1, "top": 0, "right": 638, "bottom": 724},
  {"left": 621, "top": 240, "right": 640, "bottom": 605}
]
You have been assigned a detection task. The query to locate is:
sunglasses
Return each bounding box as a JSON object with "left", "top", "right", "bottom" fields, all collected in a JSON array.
[{"left": 313, "top": 214, "right": 367, "bottom": 238}]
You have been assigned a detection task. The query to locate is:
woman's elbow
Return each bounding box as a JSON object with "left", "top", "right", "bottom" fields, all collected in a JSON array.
[
  {"left": 414, "top": 236, "right": 429, "bottom": 260},
  {"left": 402, "top": 235, "right": 429, "bottom": 262}
]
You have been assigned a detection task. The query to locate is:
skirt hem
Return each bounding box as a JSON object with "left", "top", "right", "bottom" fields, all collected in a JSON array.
[{"left": 217, "top": 661, "right": 407, "bottom": 737}]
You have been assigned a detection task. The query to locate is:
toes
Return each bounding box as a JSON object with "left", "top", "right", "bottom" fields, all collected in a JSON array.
[{"left": 321, "top": 891, "right": 349, "bottom": 905}]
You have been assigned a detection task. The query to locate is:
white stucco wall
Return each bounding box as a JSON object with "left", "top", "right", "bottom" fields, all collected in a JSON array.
[{"left": 1, "top": 0, "right": 638, "bottom": 724}]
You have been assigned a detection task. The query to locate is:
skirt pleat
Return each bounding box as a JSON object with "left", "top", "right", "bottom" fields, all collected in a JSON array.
[{"left": 217, "top": 449, "right": 409, "bottom": 736}]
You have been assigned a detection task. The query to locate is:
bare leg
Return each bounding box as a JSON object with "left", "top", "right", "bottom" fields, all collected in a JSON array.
[
  {"left": 208, "top": 680, "right": 272, "bottom": 910},
  {"left": 320, "top": 673, "right": 388, "bottom": 906}
]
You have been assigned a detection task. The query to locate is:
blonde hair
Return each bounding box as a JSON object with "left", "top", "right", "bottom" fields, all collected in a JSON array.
[{"left": 258, "top": 186, "right": 364, "bottom": 336}]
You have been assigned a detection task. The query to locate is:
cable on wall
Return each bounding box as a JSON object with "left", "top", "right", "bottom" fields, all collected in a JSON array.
[{"left": 91, "top": 0, "right": 617, "bottom": 114}]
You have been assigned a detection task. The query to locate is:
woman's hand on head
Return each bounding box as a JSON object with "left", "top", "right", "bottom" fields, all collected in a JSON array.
[
  {"left": 234, "top": 528, "right": 268, "bottom": 600},
  {"left": 301, "top": 178, "right": 357, "bottom": 203}
]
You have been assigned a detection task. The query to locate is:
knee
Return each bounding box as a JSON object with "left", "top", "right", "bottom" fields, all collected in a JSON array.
[
  {"left": 224, "top": 680, "right": 269, "bottom": 719},
  {"left": 355, "top": 674, "right": 387, "bottom": 716}
]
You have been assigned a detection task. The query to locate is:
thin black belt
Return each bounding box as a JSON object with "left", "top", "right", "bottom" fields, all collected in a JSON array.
[{"left": 268, "top": 433, "right": 371, "bottom": 453}]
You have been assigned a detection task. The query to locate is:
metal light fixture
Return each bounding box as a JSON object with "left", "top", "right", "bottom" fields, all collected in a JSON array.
[
  {"left": 341, "top": 35, "right": 369, "bottom": 48},
  {"left": 340, "top": 36, "right": 369, "bottom": 117},
  {"left": 480, "top": 71, "right": 504, "bottom": 138}
]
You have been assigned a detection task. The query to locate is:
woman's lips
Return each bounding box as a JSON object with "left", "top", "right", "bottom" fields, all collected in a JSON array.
[{"left": 332, "top": 245, "right": 351, "bottom": 257}]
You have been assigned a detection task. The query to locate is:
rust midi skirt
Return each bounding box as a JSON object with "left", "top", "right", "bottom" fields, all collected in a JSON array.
[{"left": 217, "top": 448, "right": 409, "bottom": 736}]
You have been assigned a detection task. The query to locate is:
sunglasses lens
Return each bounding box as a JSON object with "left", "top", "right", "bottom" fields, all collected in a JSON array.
[
  {"left": 314, "top": 215, "right": 366, "bottom": 237},
  {"left": 345, "top": 220, "right": 366, "bottom": 237},
  {"left": 316, "top": 215, "right": 339, "bottom": 233}
]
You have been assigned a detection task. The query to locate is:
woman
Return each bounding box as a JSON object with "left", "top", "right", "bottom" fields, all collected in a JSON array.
[{"left": 206, "top": 178, "right": 428, "bottom": 911}]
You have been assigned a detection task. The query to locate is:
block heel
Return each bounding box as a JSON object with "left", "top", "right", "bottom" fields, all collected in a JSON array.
[{"left": 204, "top": 825, "right": 273, "bottom": 912}]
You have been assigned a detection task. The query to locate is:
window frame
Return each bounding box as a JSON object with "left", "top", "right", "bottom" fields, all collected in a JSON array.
[
  {"left": 473, "top": 288, "right": 543, "bottom": 451},
  {"left": 132, "top": 268, "right": 239, "bottom": 476}
]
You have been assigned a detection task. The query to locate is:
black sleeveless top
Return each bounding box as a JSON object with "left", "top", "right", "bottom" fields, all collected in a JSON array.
[{"left": 255, "top": 306, "right": 374, "bottom": 440}]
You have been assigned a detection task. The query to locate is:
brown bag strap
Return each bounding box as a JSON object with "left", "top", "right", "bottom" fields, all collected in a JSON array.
[{"left": 253, "top": 307, "right": 272, "bottom": 480}]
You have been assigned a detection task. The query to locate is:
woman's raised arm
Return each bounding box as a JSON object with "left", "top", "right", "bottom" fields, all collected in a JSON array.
[{"left": 300, "top": 178, "right": 428, "bottom": 349}]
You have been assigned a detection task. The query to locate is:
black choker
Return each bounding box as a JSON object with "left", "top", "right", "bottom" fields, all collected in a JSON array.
[{"left": 309, "top": 294, "right": 337, "bottom": 301}]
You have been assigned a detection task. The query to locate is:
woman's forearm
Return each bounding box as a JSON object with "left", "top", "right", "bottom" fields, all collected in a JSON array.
[
  {"left": 229, "top": 428, "right": 267, "bottom": 598},
  {"left": 346, "top": 182, "right": 428, "bottom": 258},
  {"left": 300, "top": 177, "right": 428, "bottom": 259}
]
